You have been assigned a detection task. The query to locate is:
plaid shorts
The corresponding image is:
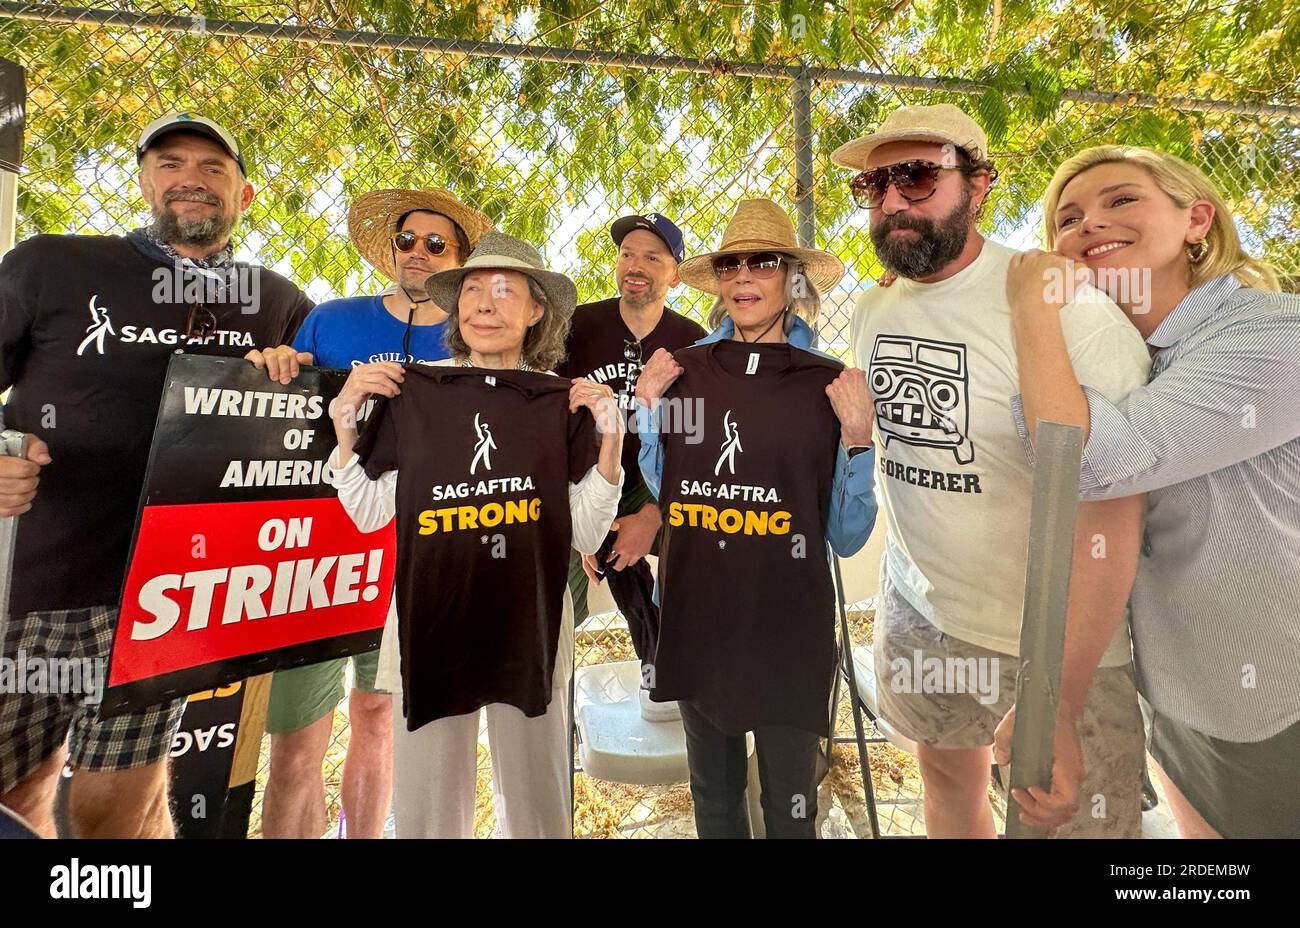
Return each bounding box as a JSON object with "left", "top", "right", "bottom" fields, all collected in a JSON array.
[{"left": 0, "top": 605, "right": 187, "bottom": 794}]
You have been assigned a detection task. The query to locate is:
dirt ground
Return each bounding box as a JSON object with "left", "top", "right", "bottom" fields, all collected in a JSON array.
[
  {"left": 246, "top": 604, "right": 1177, "bottom": 839},
  {"left": 247, "top": 605, "right": 945, "bottom": 838}
]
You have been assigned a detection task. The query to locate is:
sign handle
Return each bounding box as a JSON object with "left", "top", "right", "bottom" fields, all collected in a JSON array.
[{"left": 1005, "top": 420, "right": 1084, "bottom": 839}]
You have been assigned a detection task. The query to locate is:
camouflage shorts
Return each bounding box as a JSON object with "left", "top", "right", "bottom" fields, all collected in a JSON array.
[{"left": 874, "top": 572, "right": 1145, "bottom": 838}]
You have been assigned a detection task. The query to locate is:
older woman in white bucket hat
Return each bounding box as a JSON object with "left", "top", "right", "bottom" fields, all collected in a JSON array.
[
  {"left": 328, "top": 231, "right": 624, "bottom": 838},
  {"left": 252, "top": 187, "right": 492, "bottom": 841},
  {"left": 632, "top": 198, "right": 879, "bottom": 838}
]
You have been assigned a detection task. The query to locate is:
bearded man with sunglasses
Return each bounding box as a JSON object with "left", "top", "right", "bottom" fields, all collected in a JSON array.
[
  {"left": 0, "top": 113, "right": 311, "bottom": 838},
  {"left": 246, "top": 188, "right": 491, "bottom": 838},
  {"left": 839, "top": 105, "right": 1154, "bottom": 838},
  {"left": 555, "top": 213, "right": 703, "bottom": 722}
]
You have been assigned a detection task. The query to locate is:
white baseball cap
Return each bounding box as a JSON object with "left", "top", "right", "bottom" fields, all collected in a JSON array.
[
  {"left": 136, "top": 112, "right": 246, "bottom": 175},
  {"left": 831, "top": 103, "right": 990, "bottom": 170}
]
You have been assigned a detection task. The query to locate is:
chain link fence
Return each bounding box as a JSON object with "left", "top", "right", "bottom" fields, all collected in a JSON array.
[{"left": 4, "top": 1, "right": 1296, "bottom": 838}]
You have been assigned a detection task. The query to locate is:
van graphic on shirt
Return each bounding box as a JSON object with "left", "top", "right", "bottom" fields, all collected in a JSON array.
[
  {"left": 714, "top": 409, "right": 743, "bottom": 476},
  {"left": 470, "top": 413, "right": 496, "bottom": 474},
  {"left": 76, "top": 295, "right": 116, "bottom": 356},
  {"left": 869, "top": 334, "right": 974, "bottom": 465}
]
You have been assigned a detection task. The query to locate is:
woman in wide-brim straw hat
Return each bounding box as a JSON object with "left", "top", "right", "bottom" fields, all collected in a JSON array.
[
  {"left": 676, "top": 197, "right": 846, "bottom": 336},
  {"left": 632, "top": 197, "right": 880, "bottom": 838},
  {"left": 328, "top": 231, "right": 624, "bottom": 838}
]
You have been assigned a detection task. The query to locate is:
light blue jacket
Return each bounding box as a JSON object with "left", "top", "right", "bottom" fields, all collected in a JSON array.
[{"left": 635, "top": 314, "right": 878, "bottom": 558}]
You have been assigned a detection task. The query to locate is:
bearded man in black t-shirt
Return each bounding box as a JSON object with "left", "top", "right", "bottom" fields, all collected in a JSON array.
[
  {"left": 555, "top": 213, "right": 705, "bottom": 722},
  {"left": 0, "top": 113, "right": 311, "bottom": 838}
]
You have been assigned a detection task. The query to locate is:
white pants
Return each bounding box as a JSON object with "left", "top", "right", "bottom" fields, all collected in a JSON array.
[{"left": 389, "top": 593, "right": 575, "bottom": 839}]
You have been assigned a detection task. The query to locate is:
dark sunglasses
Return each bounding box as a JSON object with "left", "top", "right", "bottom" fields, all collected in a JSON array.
[
  {"left": 711, "top": 252, "right": 785, "bottom": 281},
  {"left": 392, "top": 230, "right": 453, "bottom": 256},
  {"left": 850, "top": 160, "right": 960, "bottom": 209},
  {"left": 184, "top": 302, "right": 217, "bottom": 340},
  {"left": 620, "top": 338, "right": 643, "bottom": 405}
]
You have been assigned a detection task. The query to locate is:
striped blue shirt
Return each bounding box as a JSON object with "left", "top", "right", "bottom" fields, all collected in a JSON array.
[{"left": 1016, "top": 274, "right": 1300, "bottom": 741}]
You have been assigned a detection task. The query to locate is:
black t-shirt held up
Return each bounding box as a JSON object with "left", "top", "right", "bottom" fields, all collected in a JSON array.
[
  {"left": 653, "top": 339, "right": 844, "bottom": 736},
  {"left": 353, "top": 365, "right": 601, "bottom": 731},
  {"left": 555, "top": 298, "right": 705, "bottom": 507},
  {"left": 0, "top": 234, "right": 311, "bottom": 617}
]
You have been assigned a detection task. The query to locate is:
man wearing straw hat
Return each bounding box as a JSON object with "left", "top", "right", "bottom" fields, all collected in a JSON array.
[
  {"left": 248, "top": 188, "right": 491, "bottom": 839},
  {"left": 835, "top": 103, "right": 1152, "bottom": 837}
]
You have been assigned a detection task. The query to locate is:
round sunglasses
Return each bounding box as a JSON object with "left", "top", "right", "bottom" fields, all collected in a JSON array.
[
  {"left": 391, "top": 230, "right": 455, "bottom": 256},
  {"left": 711, "top": 252, "right": 786, "bottom": 281}
]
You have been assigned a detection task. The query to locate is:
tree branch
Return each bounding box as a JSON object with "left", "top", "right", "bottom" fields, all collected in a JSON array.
[
  {"left": 320, "top": 0, "right": 403, "bottom": 153},
  {"left": 871, "top": 0, "right": 915, "bottom": 38},
  {"left": 686, "top": 111, "right": 793, "bottom": 225},
  {"left": 533, "top": 3, "right": 606, "bottom": 45},
  {"left": 982, "top": 0, "right": 1002, "bottom": 68}
]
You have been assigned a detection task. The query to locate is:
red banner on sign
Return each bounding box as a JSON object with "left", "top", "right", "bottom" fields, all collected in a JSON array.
[{"left": 110, "top": 497, "right": 394, "bottom": 688}]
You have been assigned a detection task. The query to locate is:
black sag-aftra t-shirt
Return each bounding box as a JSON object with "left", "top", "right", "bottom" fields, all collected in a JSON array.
[
  {"left": 653, "top": 339, "right": 844, "bottom": 736},
  {"left": 0, "top": 234, "right": 311, "bottom": 617},
  {"left": 352, "top": 365, "right": 600, "bottom": 731},
  {"left": 555, "top": 298, "right": 705, "bottom": 506}
]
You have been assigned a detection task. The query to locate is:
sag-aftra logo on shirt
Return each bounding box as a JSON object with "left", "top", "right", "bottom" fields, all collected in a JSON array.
[
  {"left": 470, "top": 412, "right": 496, "bottom": 474},
  {"left": 73, "top": 294, "right": 255, "bottom": 356},
  {"left": 417, "top": 410, "right": 541, "bottom": 535},
  {"left": 714, "top": 409, "right": 743, "bottom": 475},
  {"left": 670, "top": 408, "right": 793, "bottom": 537}
]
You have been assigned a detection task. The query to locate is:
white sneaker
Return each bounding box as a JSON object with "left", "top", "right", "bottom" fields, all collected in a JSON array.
[{"left": 639, "top": 687, "right": 681, "bottom": 723}]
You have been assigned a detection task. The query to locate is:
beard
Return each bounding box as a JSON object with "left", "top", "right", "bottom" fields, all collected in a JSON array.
[
  {"left": 151, "top": 190, "right": 239, "bottom": 249},
  {"left": 619, "top": 275, "right": 665, "bottom": 309},
  {"left": 870, "top": 188, "right": 973, "bottom": 280},
  {"left": 397, "top": 267, "right": 432, "bottom": 298}
]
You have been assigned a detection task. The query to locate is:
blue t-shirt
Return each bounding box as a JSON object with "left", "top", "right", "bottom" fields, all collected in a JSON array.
[{"left": 292, "top": 294, "right": 452, "bottom": 368}]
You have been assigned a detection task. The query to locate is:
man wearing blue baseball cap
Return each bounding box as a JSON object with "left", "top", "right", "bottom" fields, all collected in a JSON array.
[{"left": 557, "top": 213, "right": 703, "bottom": 721}]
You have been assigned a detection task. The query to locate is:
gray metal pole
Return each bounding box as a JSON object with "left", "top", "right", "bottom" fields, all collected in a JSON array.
[
  {"left": 1004, "top": 420, "right": 1084, "bottom": 839},
  {"left": 792, "top": 66, "right": 815, "bottom": 250},
  {"left": 0, "top": 168, "right": 15, "bottom": 252},
  {"left": 0, "top": 169, "right": 19, "bottom": 648}
]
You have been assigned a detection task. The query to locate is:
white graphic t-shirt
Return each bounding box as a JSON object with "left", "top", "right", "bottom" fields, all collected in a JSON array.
[{"left": 850, "top": 239, "right": 1152, "bottom": 665}]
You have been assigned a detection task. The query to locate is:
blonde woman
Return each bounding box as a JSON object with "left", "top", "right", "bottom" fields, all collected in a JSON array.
[{"left": 1005, "top": 145, "right": 1300, "bottom": 838}]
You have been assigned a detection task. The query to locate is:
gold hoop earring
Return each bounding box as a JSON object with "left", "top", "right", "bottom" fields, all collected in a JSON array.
[{"left": 1187, "top": 240, "right": 1210, "bottom": 264}]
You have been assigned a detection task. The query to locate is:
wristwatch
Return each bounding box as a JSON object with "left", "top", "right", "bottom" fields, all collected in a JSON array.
[{"left": 846, "top": 444, "right": 872, "bottom": 459}]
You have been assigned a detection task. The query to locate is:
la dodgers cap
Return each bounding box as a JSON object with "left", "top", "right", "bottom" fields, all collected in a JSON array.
[{"left": 610, "top": 212, "right": 685, "bottom": 264}]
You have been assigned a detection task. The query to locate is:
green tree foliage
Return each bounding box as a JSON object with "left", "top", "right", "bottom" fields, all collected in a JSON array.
[{"left": 3, "top": 0, "right": 1297, "bottom": 309}]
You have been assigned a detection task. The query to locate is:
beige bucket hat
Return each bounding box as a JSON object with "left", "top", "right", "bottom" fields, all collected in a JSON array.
[
  {"left": 424, "top": 231, "right": 578, "bottom": 321},
  {"left": 677, "top": 198, "right": 845, "bottom": 295},
  {"left": 831, "top": 103, "right": 990, "bottom": 170},
  {"left": 347, "top": 188, "right": 494, "bottom": 281}
]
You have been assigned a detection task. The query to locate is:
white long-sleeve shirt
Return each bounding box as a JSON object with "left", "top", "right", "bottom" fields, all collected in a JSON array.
[{"left": 328, "top": 418, "right": 622, "bottom": 697}]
